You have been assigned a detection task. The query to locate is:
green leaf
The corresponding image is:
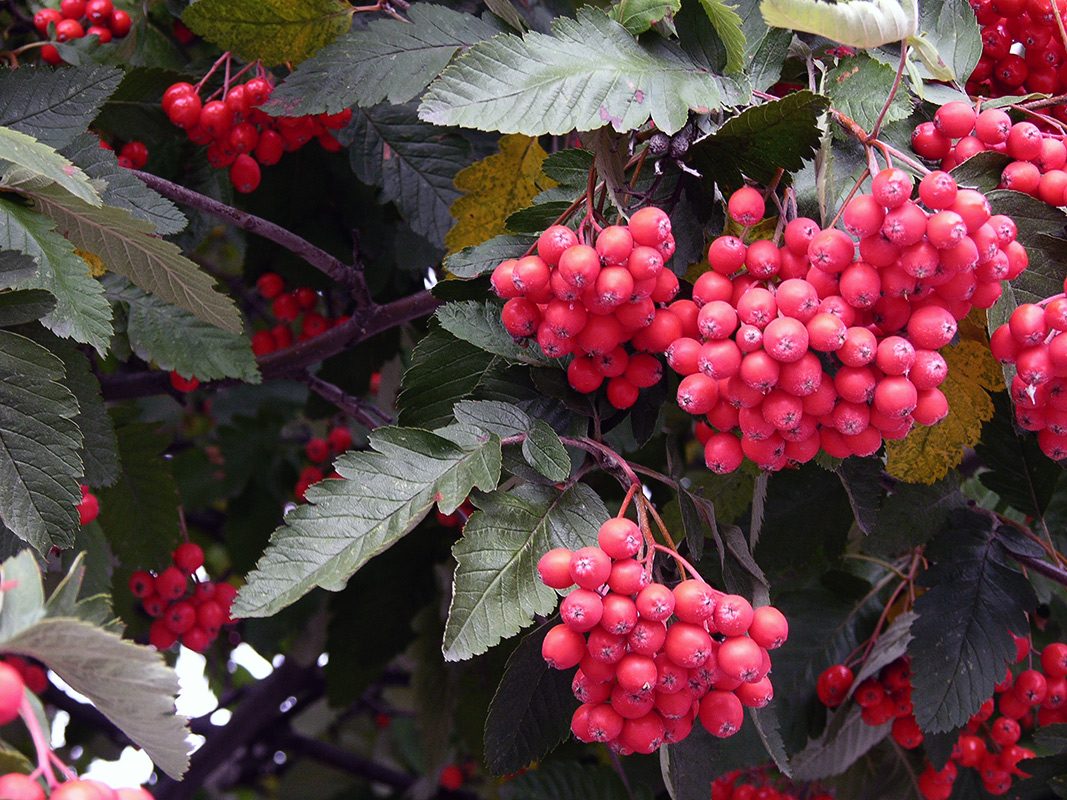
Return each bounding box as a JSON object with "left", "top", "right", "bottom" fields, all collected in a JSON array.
[
  {"left": 761, "top": 0, "right": 918, "bottom": 48},
  {"left": 484, "top": 621, "right": 576, "bottom": 776},
  {"left": 0, "top": 198, "right": 112, "bottom": 353},
  {"left": 453, "top": 399, "right": 533, "bottom": 438},
  {"left": 825, "top": 55, "right": 913, "bottom": 133},
  {"left": 234, "top": 426, "right": 502, "bottom": 618},
  {"left": 443, "top": 483, "right": 604, "bottom": 660},
  {"left": 913, "top": 0, "right": 981, "bottom": 84},
  {"left": 182, "top": 0, "right": 353, "bottom": 66},
  {"left": 436, "top": 301, "right": 553, "bottom": 365},
  {"left": 96, "top": 411, "right": 181, "bottom": 573},
  {"left": 0, "top": 290, "right": 55, "bottom": 327},
  {"left": 0, "top": 66, "right": 122, "bottom": 149},
  {"left": 0, "top": 330, "right": 81, "bottom": 553},
  {"left": 689, "top": 90, "right": 830, "bottom": 187},
  {"left": 444, "top": 233, "right": 538, "bottom": 279},
  {"left": 25, "top": 185, "right": 242, "bottom": 334},
  {"left": 908, "top": 509, "right": 1038, "bottom": 733},
  {"left": 837, "top": 457, "right": 885, "bottom": 535},
  {"left": 866, "top": 473, "right": 966, "bottom": 556},
  {"left": 3, "top": 618, "right": 189, "bottom": 778},
  {"left": 611, "top": 0, "right": 681, "bottom": 34},
  {"left": 750, "top": 705, "right": 790, "bottom": 776},
  {"left": 60, "top": 133, "right": 186, "bottom": 236},
  {"left": 397, "top": 326, "right": 502, "bottom": 430},
  {"left": 102, "top": 275, "right": 260, "bottom": 384},
  {"left": 0, "top": 126, "right": 100, "bottom": 207},
  {"left": 266, "top": 5, "right": 504, "bottom": 115},
  {"left": 501, "top": 761, "right": 631, "bottom": 800},
  {"left": 522, "top": 420, "right": 570, "bottom": 483},
  {"left": 949, "top": 150, "right": 1012, "bottom": 194},
  {"left": 698, "top": 0, "right": 746, "bottom": 73},
  {"left": 790, "top": 704, "right": 890, "bottom": 780},
  {"left": 342, "top": 102, "right": 471, "bottom": 250},
  {"left": 419, "top": 7, "right": 743, "bottom": 136},
  {"left": 988, "top": 189, "right": 1067, "bottom": 309},
  {"left": 0, "top": 552, "right": 46, "bottom": 642},
  {"left": 852, "top": 611, "right": 916, "bottom": 691}
]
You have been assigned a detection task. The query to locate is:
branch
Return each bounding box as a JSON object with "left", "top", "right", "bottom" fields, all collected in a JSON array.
[
  {"left": 297, "top": 373, "right": 393, "bottom": 430},
  {"left": 130, "top": 170, "right": 372, "bottom": 307}
]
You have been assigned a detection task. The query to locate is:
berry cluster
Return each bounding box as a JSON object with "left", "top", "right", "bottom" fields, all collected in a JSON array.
[
  {"left": 128, "top": 542, "right": 238, "bottom": 652},
  {"left": 676, "top": 172, "right": 1021, "bottom": 473},
  {"left": 966, "top": 0, "right": 1067, "bottom": 106},
  {"left": 251, "top": 272, "right": 350, "bottom": 356},
  {"left": 912, "top": 100, "right": 1067, "bottom": 205},
  {"left": 711, "top": 769, "right": 835, "bottom": 800},
  {"left": 536, "top": 517, "right": 789, "bottom": 754},
  {"left": 77, "top": 484, "right": 99, "bottom": 526},
  {"left": 990, "top": 287, "right": 1067, "bottom": 459},
  {"left": 98, "top": 138, "right": 149, "bottom": 171},
  {"left": 0, "top": 775, "right": 152, "bottom": 800},
  {"left": 492, "top": 208, "right": 683, "bottom": 410},
  {"left": 162, "top": 76, "right": 350, "bottom": 194},
  {"left": 3, "top": 657, "right": 47, "bottom": 697},
  {"left": 817, "top": 657, "right": 920, "bottom": 736},
  {"left": 294, "top": 425, "right": 353, "bottom": 501},
  {"left": 436, "top": 498, "right": 475, "bottom": 528},
  {"left": 33, "top": 0, "right": 131, "bottom": 66}
]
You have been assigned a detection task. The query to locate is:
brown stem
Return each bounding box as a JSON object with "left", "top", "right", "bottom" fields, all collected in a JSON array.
[
  {"left": 870, "top": 44, "right": 909, "bottom": 140},
  {"left": 297, "top": 373, "right": 393, "bottom": 430}
]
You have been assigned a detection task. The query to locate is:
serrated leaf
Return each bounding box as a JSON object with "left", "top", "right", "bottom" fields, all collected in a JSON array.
[
  {"left": 444, "top": 233, "right": 538, "bottom": 279},
  {"left": 0, "top": 127, "right": 100, "bottom": 207},
  {"left": 866, "top": 473, "right": 966, "bottom": 555},
  {"left": 885, "top": 339, "right": 1003, "bottom": 484},
  {"left": 987, "top": 190, "right": 1067, "bottom": 312},
  {"left": 852, "top": 611, "right": 916, "bottom": 691},
  {"left": 397, "top": 326, "right": 503, "bottom": 430},
  {"left": 837, "top": 457, "right": 885, "bottom": 535},
  {"left": 266, "top": 5, "right": 504, "bottom": 115},
  {"left": 484, "top": 622, "right": 576, "bottom": 775},
  {"left": 0, "top": 330, "right": 81, "bottom": 553},
  {"left": 761, "top": 0, "right": 918, "bottom": 48},
  {"left": 913, "top": 0, "right": 981, "bottom": 84},
  {"left": 182, "top": 0, "right": 353, "bottom": 66},
  {"left": 612, "top": 0, "right": 681, "bottom": 34},
  {"left": 234, "top": 426, "right": 502, "bottom": 618},
  {"left": 790, "top": 703, "right": 890, "bottom": 780},
  {"left": 342, "top": 103, "right": 472, "bottom": 251},
  {"left": 698, "top": 0, "right": 746, "bottom": 73},
  {"left": 436, "top": 301, "right": 553, "bottom": 365},
  {"left": 825, "top": 55, "right": 912, "bottom": 133},
  {"left": 96, "top": 411, "right": 181, "bottom": 572},
  {"left": 0, "top": 198, "right": 112, "bottom": 353},
  {"left": 908, "top": 509, "right": 1037, "bottom": 732},
  {"left": 949, "top": 150, "right": 1012, "bottom": 194},
  {"left": 750, "top": 705, "right": 790, "bottom": 775},
  {"left": 26, "top": 185, "right": 241, "bottom": 334},
  {"left": 4, "top": 618, "right": 189, "bottom": 778},
  {"left": 445, "top": 134, "right": 555, "bottom": 254},
  {"left": 419, "top": 8, "right": 743, "bottom": 136},
  {"left": 454, "top": 399, "right": 532, "bottom": 438},
  {"left": 103, "top": 275, "right": 259, "bottom": 384},
  {"left": 0, "top": 66, "right": 122, "bottom": 149},
  {"left": 443, "top": 483, "right": 604, "bottom": 660},
  {"left": 505, "top": 201, "right": 576, "bottom": 235},
  {"left": 0, "top": 290, "right": 55, "bottom": 327},
  {"left": 60, "top": 134, "right": 186, "bottom": 236},
  {"left": 0, "top": 551, "right": 46, "bottom": 642},
  {"left": 522, "top": 420, "right": 570, "bottom": 482},
  {"left": 501, "top": 761, "right": 631, "bottom": 800},
  {"left": 689, "top": 90, "right": 830, "bottom": 187}
]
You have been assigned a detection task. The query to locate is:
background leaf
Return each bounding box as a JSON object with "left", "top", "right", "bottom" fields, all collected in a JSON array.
[
  {"left": 501, "top": 760, "right": 631, "bottom": 799},
  {"left": 698, "top": 0, "right": 746, "bottom": 73},
  {"left": 612, "top": 0, "right": 682, "bottom": 34},
  {"left": 182, "top": 0, "right": 353, "bottom": 66},
  {"left": 0, "top": 66, "right": 122, "bottom": 149},
  {"left": 760, "top": 0, "right": 918, "bottom": 48},
  {"left": 436, "top": 301, "right": 554, "bottom": 366},
  {"left": 825, "top": 55, "right": 913, "bottom": 133},
  {"left": 445, "top": 233, "right": 538, "bottom": 279},
  {"left": 913, "top": 0, "right": 982, "bottom": 84},
  {"left": 790, "top": 704, "right": 890, "bottom": 780}
]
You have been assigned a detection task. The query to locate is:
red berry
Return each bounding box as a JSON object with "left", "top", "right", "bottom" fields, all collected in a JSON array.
[
  {"left": 230, "top": 154, "right": 262, "bottom": 194},
  {"left": 172, "top": 542, "right": 204, "bottom": 574},
  {"left": 34, "top": 9, "right": 63, "bottom": 35},
  {"left": 86, "top": 0, "right": 113, "bottom": 25},
  {"left": 77, "top": 485, "right": 99, "bottom": 525},
  {"left": 181, "top": 626, "right": 213, "bottom": 653},
  {"left": 60, "top": 0, "right": 86, "bottom": 20},
  {"left": 439, "top": 765, "right": 464, "bottom": 791},
  {"left": 0, "top": 774, "right": 45, "bottom": 800},
  {"left": 816, "top": 664, "right": 854, "bottom": 706},
  {"left": 0, "top": 663, "right": 24, "bottom": 725},
  {"left": 154, "top": 566, "right": 188, "bottom": 600},
  {"left": 727, "top": 186, "right": 765, "bottom": 226},
  {"left": 169, "top": 371, "right": 199, "bottom": 392}
]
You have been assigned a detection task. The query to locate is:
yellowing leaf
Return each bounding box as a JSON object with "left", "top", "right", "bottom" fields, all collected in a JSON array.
[
  {"left": 885, "top": 339, "right": 1004, "bottom": 484},
  {"left": 74, "top": 249, "right": 105, "bottom": 277},
  {"left": 445, "top": 134, "right": 556, "bottom": 254}
]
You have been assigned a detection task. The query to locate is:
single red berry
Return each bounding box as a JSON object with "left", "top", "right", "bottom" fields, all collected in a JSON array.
[
  {"left": 272, "top": 292, "right": 300, "bottom": 322},
  {"left": 244, "top": 77, "right": 273, "bottom": 106},
  {"left": 86, "top": 0, "right": 114, "bottom": 25},
  {"left": 129, "top": 570, "right": 155, "bottom": 598},
  {"left": 727, "top": 186, "right": 765, "bottom": 226},
  {"left": 154, "top": 566, "right": 188, "bottom": 601},
  {"left": 306, "top": 437, "right": 330, "bottom": 463},
  {"left": 108, "top": 8, "right": 131, "bottom": 37},
  {"left": 196, "top": 600, "right": 225, "bottom": 635},
  {"left": 55, "top": 18, "right": 85, "bottom": 42},
  {"left": 34, "top": 8, "right": 63, "bottom": 35},
  {"left": 327, "top": 427, "right": 353, "bottom": 455},
  {"left": 439, "top": 764, "right": 464, "bottom": 791},
  {"left": 173, "top": 19, "right": 196, "bottom": 44},
  {"left": 164, "top": 601, "right": 197, "bottom": 634},
  {"left": 816, "top": 664, "right": 854, "bottom": 706},
  {"left": 0, "top": 663, "right": 24, "bottom": 725},
  {"left": 0, "top": 773, "right": 45, "bottom": 800},
  {"left": 60, "top": 0, "right": 86, "bottom": 20},
  {"left": 77, "top": 485, "right": 99, "bottom": 525},
  {"left": 230, "top": 154, "right": 262, "bottom": 194},
  {"left": 170, "top": 372, "right": 199, "bottom": 392},
  {"left": 181, "top": 626, "right": 213, "bottom": 653},
  {"left": 172, "top": 542, "right": 204, "bottom": 574},
  {"left": 256, "top": 272, "right": 285, "bottom": 299}
]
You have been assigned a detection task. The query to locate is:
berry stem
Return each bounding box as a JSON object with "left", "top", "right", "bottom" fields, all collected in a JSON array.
[
  {"left": 617, "top": 484, "right": 639, "bottom": 518},
  {"left": 20, "top": 696, "right": 60, "bottom": 789},
  {"left": 869, "top": 42, "right": 909, "bottom": 141},
  {"left": 650, "top": 542, "right": 706, "bottom": 583},
  {"left": 194, "top": 51, "right": 232, "bottom": 95},
  {"left": 297, "top": 372, "right": 393, "bottom": 431}
]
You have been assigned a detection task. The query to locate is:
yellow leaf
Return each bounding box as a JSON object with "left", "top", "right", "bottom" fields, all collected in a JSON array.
[
  {"left": 75, "top": 249, "right": 106, "bottom": 277},
  {"left": 444, "top": 135, "right": 556, "bottom": 254},
  {"left": 885, "top": 338, "right": 1004, "bottom": 484}
]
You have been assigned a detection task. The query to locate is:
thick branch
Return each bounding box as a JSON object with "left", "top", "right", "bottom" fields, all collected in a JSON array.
[{"left": 130, "top": 170, "right": 372, "bottom": 307}]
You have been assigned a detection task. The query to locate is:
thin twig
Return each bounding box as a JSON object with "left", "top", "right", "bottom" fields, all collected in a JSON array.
[
  {"left": 298, "top": 372, "right": 393, "bottom": 430},
  {"left": 870, "top": 43, "right": 909, "bottom": 140}
]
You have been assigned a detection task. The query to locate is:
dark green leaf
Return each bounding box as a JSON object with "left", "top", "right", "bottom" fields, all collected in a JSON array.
[
  {"left": 825, "top": 55, "right": 912, "bottom": 134},
  {"left": 522, "top": 420, "right": 570, "bottom": 483},
  {"left": 102, "top": 275, "right": 260, "bottom": 384},
  {"left": 867, "top": 473, "right": 966, "bottom": 555},
  {"left": 444, "top": 233, "right": 537, "bottom": 279},
  {"left": 1036, "top": 724, "right": 1067, "bottom": 754},
  {"left": 852, "top": 611, "right": 916, "bottom": 691},
  {"left": 690, "top": 90, "right": 830, "bottom": 187},
  {"left": 0, "top": 290, "right": 55, "bottom": 327},
  {"left": 698, "top": 0, "right": 746, "bottom": 73},
  {"left": 611, "top": 0, "right": 681, "bottom": 34},
  {"left": 91, "top": 67, "right": 188, "bottom": 145},
  {"left": 234, "top": 426, "right": 502, "bottom": 618},
  {"left": 741, "top": 0, "right": 792, "bottom": 92},
  {"left": 436, "top": 301, "right": 553, "bottom": 365},
  {"left": 837, "top": 457, "right": 885, "bottom": 535},
  {"left": 505, "top": 201, "right": 576, "bottom": 235},
  {"left": 342, "top": 103, "right": 471, "bottom": 250},
  {"left": 915, "top": 0, "right": 982, "bottom": 84},
  {"left": 950, "top": 150, "right": 1011, "bottom": 194},
  {"left": 484, "top": 621, "right": 576, "bottom": 775},
  {"left": 908, "top": 509, "right": 1037, "bottom": 732},
  {"left": 454, "top": 399, "right": 533, "bottom": 438},
  {"left": 987, "top": 189, "right": 1067, "bottom": 312},
  {"left": 0, "top": 330, "right": 81, "bottom": 553},
  {"left": 790, "top": 704, "right": 890, "bottom": 780},
  {"left": 0, "top": 66, "right": 122, "bottom": 149},
  {"left": 750, "top": 705, "right": 790, "bottom": 776},
  {"left": 419, "top": 8, "right": 744, "bottom": 136},
  {"left": 267, "top": 6, "right": 504, "bottom": 115},
  {"left": 500, "top": 761, "right": 630, "bottom": 800},
  {"left": 443, "top": 483, "right": 605, "bottom": 660}
]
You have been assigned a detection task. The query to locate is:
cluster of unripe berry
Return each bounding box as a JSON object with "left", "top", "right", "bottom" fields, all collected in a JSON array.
[
  {"left": 33, "top": 0, "right": 131, "bottom": 66},
  {"left": 536, "top": 516, "right": 789, "bottom": 754},
  {"left": 294, "top": 425, "right": 353, "bottom": 502},
  {"left": 492, "top": 208, "right": 684, "bottom": 410},
  {"left": 966, "top": 0, "right": 1067, "bottom": 106},
  {"left": 990, "top": 287, "right": 1067, "bottom": 459},
  {"left": 128, "top": 542, "right": 238, "bottom": 652},
  {"left": 678, "top": 169, "right": 1019, "bottom": 472},
  {"left": 161, "top": 76, "right": 351, "bottom": 194},
  {"left": 912, "top": 100, "right": 1067, "bottom": 204},
  {"left": 252, "top": 272, "right": 349, "bottom": 356},
  {"left": 711, "top": 769, "right": 835, "bottom": 800}
]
